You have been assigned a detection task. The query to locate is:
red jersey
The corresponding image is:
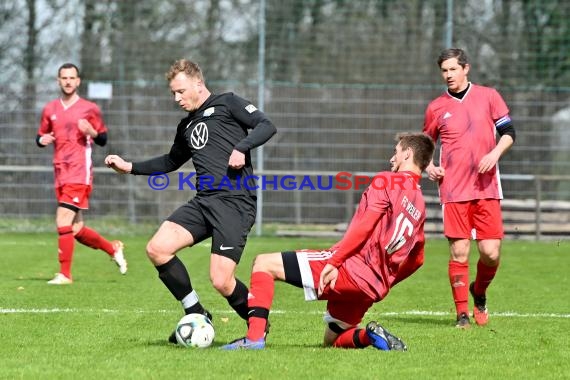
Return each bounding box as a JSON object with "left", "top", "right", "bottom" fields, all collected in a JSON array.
[
  {"left": 38, "top": 97, "right": 107, "bottom": 187},
  {"left": 330, "top": 171, "right": 426, "bottom": 302},
  {"left": 423, "top": 83, "right": 509, "bottom": 203}
]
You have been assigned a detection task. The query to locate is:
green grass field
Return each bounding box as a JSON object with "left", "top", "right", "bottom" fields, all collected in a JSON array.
[{"left": 1, "top": 232, "right": 569, "bottom": 379}]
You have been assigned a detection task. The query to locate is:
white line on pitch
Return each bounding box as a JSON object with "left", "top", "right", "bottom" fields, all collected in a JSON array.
[{"left": 1, "top": 308, "right": 569, "bottom": 319}]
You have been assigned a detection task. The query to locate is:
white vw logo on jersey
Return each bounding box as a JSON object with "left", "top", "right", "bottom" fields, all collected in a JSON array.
[{"left": 190, "top": 122, "right": 208, "bottom": 149}]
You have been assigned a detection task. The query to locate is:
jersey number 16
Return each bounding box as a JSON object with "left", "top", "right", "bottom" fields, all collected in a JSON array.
[{"left": 385, "top": 213, "right": 414, "bottom": 255}]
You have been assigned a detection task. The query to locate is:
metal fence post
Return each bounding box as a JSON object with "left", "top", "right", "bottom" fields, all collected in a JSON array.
[
  {"left": 535, "top": 176, "right": 542, "bottom": 241},
  {"left": 255, "top": 0, "right": 266, "bottom": 236}
]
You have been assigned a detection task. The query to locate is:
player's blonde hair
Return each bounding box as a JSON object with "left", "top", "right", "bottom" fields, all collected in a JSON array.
[{"left": 165, "top": 59, "right": 205, "bottom": 82}]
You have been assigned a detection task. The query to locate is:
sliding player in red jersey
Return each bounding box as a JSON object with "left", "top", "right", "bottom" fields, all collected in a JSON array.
[
  {"left": 222, "top": 132, "right": 435, "bottom": 350},
  {"left": 423, "top": 48, "right": 516, "bottom": 328},
  {"left": 37, "top": 63, "right": 127, "bottom": 285}
]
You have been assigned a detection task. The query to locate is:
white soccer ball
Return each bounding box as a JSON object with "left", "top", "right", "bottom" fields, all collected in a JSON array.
[{"left": 175, "top": 313, "right": 215, "bottom": 348}]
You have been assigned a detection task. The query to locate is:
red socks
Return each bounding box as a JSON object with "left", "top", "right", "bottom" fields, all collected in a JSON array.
[
  {"left": 247, "top": 271, "right": 275, "bottom": 341},
  {"left": 448, "top": 260, "right": 469, "bottom": 316},
  {"left": 75, "top": 226, "right": 115, "bottom": 256},
  {"left": 56, "top": 225, "right": 116, "bottom": 278},
  {"left": 474, "top": 259, "right": 499, "bottom": 295},
  {"left": 57, "top": 226, "right": 74, "bottom": 278},
  {"left": 333, "top": 328, "right": 370, "bottom": 348}
]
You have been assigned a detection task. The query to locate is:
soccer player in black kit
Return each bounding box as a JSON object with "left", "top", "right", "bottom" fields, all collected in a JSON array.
[{"left": 105, "top": 59, "right": 276, "bottom": 343}]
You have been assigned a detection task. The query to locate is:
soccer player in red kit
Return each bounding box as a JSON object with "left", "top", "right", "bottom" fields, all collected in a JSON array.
[
  {"left": 222, "top": 132, "right": 435, "bottom": 350},
  {"left": 423, "top": 48, "right": 516, "bottom": 328},
  {"left": 36, "top": 63, "right": 127, "bottom": 285}
]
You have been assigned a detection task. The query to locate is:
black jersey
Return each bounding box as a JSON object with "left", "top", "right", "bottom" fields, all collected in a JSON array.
[{"left": 131, "top": 93, "right": 276, "bottom": 196}]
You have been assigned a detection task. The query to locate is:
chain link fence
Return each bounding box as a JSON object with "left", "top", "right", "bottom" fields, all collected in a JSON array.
[{"left": 1, "top": 0, "right": 569, "bottom": 237}]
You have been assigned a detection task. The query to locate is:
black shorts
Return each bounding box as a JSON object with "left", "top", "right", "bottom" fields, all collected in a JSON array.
[
  {"left": 167, "top": 193, "right": 256, "bottom": 263},
  {"left": 282, "top": 251, "right": 303, "bottom": 288}
]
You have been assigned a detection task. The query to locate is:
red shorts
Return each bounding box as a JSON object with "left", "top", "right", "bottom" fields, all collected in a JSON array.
[
  {"left": 290, "top": 250, "right": 374, "bottom": 327},
  {"left": 55, "top": 184, "right": 92, "bottom": 210},
  {"left": 443, "top": 199, "right": 504, "bottom": 240}
]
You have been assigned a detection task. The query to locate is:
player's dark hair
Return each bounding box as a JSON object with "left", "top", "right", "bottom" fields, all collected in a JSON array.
[
  {"left": 396, "top": 133, "right": 435, "bottom": 172},
  {"left": 166, "top": 59, "right": 205, "bottom": 82},
  {"left": 437, "top": 48, "right": 469, "bottom": 68},
  {"left": 58, "top": 63, "right": 80, "bottom": 77}
]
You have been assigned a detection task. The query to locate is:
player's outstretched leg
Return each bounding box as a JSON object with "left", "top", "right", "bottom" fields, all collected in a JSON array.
[
  {"left": 220, "top": 337, "right": 266, "bottom": 350},
  {"left": 365, "top": 321, "right": 407, "bottom": 351},
  {"left": 111, "top": 240, "right": 127, "bottom": 274}
]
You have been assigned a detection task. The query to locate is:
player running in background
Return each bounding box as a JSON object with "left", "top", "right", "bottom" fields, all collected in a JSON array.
[
  {"left": 423, "top": 48, "right": 516, "bottom": 328},
  {"left": 105, "top": 59, "right": 277, "bottom": 343},
  {"left": 222, "top": 132, "right": 434, "bottom": 350},
  {"left": 36, "top": 63, "right": 127, "bottom": 285}
]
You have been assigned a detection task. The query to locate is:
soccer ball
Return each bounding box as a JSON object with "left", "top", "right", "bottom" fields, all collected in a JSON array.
[{"left": 175, "top": 313, "right": 215, "bottom": 348}]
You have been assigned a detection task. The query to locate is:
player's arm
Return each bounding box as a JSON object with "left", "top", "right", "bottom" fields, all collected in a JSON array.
[
  {"left": 422, "top": 104, "right": 440, "bottom": 142},
  {"left": 77, "top": 119, "right": 107, "bottom": 146},
  {"left": 318, "top": 208, "right": 384, "bottom": 295},
  {"left": 224, "top": 95, "right": 277, "bottom": 169},
  {"left": 130, "top": 143, "right": 191, "bottom": 175},
  {"left": 131, "top": 123, "right": 192, "bottom": 175},
  {"left": 93, "top": 132, "right": 107, "bottom": 146},
  {"left": 106, "top": 150, "right": 189, "bottom": 175},
  {"left": 106, "top": 133, "right": 191, "bottom": 175},
  {"left": 81, "top": 106, "right": 109, "bottom": 146},
  {"left": 36, "top": 107, "right": 55, "bottom": 147},
  {"left": 425, "top": 160, "right": 444, "bottom": 181},
  {"left": 76, "top": 118, "right": 107, "bottom": 146},
  {"left": 478, "top": 116, "right": 515, "bottom": 173},
  {"left": 327, "top": 208, "right": 384, "bottom": 268},
  {"left": 422, "top": 106, "right": 444, "bottom": 181},
  {"left": 227, "top": 95, "right": 277, "bottom": 153},
  {"left": 392, "top": 241, "right": 425, "bottom": 286},
  {"left": 495, "top": 116, "right": 516, "bottom": 151},
  {"left": 36, "top": 133, "right": 55, "bottom": 147}
]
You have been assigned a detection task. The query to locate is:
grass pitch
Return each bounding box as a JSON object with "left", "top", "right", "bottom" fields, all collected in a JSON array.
[{"left": 1, "top": 232, "right": 569, "bottom": 379}]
